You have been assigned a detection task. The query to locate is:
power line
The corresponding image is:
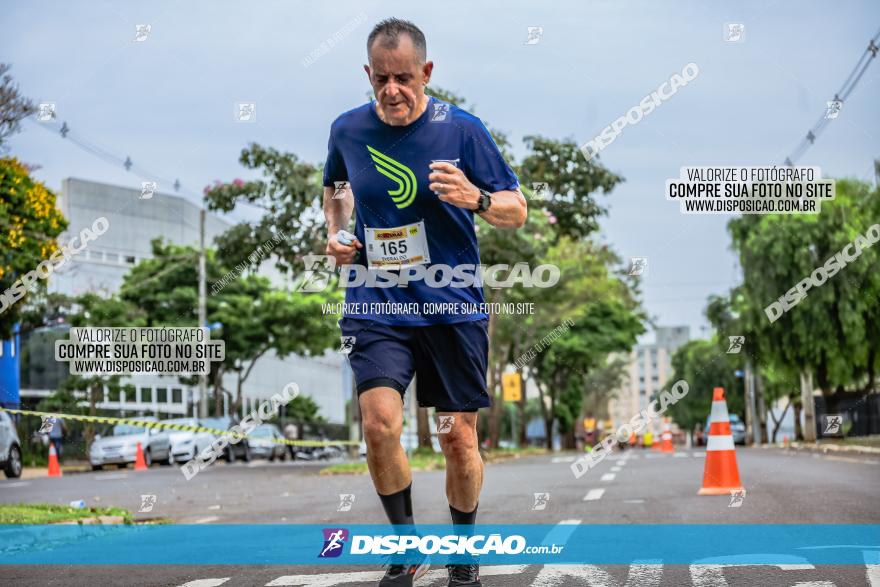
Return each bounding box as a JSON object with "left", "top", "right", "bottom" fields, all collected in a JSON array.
[{"left": 784, "top": 29, "right": 880, "bottom": 166}]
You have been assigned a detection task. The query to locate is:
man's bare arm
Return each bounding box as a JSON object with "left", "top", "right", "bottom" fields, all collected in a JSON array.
[
  {"left": 477, "top": 188, "right": 528, "bottom": 228},
  {"left": 428, "top": 162, "right": 527, "bottom": 229},
  {"left": 323, "top": 186, "right": 361, "bottom": 264}
]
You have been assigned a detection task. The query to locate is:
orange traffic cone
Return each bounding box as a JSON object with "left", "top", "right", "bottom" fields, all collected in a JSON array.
[
  {"left": 134, "top": 442, "right": 148, "bottom": 471},
  {"left": 661, "top": 419, "right": 674, "bottom": 453},
  {"left": 698, "top": 387, "right": 744, "bottom": 495},
  {"left": 652, "top": 429, "right": 662, "bottom": 451},
  {"left": 47, "top": 443, "right": 62, "bottom": 477}
]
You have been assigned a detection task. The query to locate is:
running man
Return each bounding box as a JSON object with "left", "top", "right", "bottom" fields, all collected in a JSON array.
[{"left": 322, "top": 18, "right": 526, "bottom": 587}]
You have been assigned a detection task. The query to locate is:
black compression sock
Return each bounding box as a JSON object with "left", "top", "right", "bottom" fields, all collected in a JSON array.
[
  {"left": 449, "top": 503, "right": 478, "bottom": 526},
  {"left": 378, "top": 483, "right": 414, "bottom": 526}
]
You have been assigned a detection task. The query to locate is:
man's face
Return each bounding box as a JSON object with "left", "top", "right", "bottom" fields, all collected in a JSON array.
[{"left": 364, "top": 35, "right": 432, "bottom": 126}]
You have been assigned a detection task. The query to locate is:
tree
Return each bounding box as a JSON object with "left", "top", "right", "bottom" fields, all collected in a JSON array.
[
  {"left": 118, "top": 239, "right": 340, "bottom": 416},
  {"left": 663, "top": 338, "right": 744, "bottom": 436},
  {"left": 526, "top": 238, "right": 646, "bottom": 449},
  {"left": 0, "top": 157, "right": 68, "bottom": 337},
  {"left": 62, "top": 292, "right": 146, "bottom": 451},
  {"left": 0, "top": 64, "right": 37, "bottom": 150},
  {"left": 727, "top": 179, "right": 880, "bottom": 418}
]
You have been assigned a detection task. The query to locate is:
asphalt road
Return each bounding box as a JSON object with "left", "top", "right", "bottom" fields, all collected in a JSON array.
[{"left": 1, "top": 447, "right": 878, "bottom": 586}]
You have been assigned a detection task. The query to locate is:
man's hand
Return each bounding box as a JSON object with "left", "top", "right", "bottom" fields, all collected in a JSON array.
[
  {"left": 326, "top": 233, "right": 362, "bottom": 266},
  {"left": 429, "top": 162, "right": 480, "bottom": 210}
]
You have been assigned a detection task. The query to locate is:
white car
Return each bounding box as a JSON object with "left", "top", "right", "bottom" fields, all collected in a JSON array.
[
  {"left": 0, "top": 411, "right": 22, "bottom": 479},
  {"left": 89, "top": 418, "right": 173, "bottom": 470},
  {"left": 165, "top": 417, "right": 215, "bottom": 462}
]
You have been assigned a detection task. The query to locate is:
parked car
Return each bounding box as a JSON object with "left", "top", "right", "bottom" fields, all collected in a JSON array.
[
  {"left": 0, "top": 411, "right": 22, "bottom": 479},
  {"left": 294, "top": 440, "right": 344, "bottom": 461},
  {"left": 165, "top": 417, "right": 215, "bottom": 463},
  {"left": 248, "top": 424, "right": 289, "bottom": 461},
  {"left": 201, "top": 417, "right": 250, "bottom": 462},
  {"left": 89, "top": 417, "right": 173, "bottom": 470},
  {"left": 705, "top": 413, "right": 747, "bottom": 445}
]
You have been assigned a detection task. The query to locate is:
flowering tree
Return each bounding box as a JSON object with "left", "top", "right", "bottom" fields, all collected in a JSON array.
[{"left": 0, "top": 157, "right": 68, "bottom": 337}]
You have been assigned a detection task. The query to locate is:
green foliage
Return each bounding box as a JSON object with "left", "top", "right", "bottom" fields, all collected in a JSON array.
[
  {"left": 0, "top": 157, "right": 68, "bottom": 337},
  {"left": 663, "top": 338, "right": 744, "bottom": 431},
  {"left": 286, "top": 394, "right": 325, "bottom": 423},
  {"left": 725, "top": 178, "right": 880, "bottom": 394}
]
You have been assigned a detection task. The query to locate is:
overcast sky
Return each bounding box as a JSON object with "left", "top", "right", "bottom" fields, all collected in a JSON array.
[{"left": 4, "top": 0, "right": 879, "bottom": 340}]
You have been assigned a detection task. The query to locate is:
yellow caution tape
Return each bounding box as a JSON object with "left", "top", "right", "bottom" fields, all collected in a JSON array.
[{"left": 0, "top": 407, "right": 358, "bottom": 447}]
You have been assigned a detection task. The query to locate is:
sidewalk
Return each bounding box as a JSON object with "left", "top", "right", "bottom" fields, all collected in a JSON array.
[
  {"left": 762, "top": 437, "right": 880, "bottom": 456},
  {"left": 21, "top": 460, "right": 93, "bottom": 479}
]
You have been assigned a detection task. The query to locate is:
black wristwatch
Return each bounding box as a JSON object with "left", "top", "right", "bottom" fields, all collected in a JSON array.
[{"left": 476, "top": 188, "right": 492, "bottom": 213}]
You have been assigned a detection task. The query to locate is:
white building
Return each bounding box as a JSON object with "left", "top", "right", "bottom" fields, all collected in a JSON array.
[
  {"left": 21, "top": 178, "right": 346, "bottom": 423},
  {"left": 606, "top": 326, "right": 690, "bottom": 433}
]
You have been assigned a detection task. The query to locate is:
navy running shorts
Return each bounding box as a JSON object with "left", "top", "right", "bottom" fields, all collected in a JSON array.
[{"left": 339, "top": 317, "right": 490, "bottom": 412}]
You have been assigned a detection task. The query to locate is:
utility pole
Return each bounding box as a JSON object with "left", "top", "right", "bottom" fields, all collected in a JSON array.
[
  {"left": 744, "top": 358, "right": 757, "bottom": 445},
  {"left": 198, "top": 208, "right": 207, "bottom": 419}
]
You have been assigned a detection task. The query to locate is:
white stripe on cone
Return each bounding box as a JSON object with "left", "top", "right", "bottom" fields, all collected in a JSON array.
[
  {"left": 706, "top": 435, "right": 735, "bottom": 451},
  {"left": 709, "top": 400, "right": 729, "bottom": 422}
]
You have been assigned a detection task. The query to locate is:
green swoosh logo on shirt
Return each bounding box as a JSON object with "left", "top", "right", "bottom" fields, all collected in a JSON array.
[{"left": 367, "top": 145, "right": 417, "bottom": 209}]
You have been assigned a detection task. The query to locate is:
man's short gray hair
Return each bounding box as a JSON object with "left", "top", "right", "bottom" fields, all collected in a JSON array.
[{"left": 367, "top": 18, "right": 427, "bottom": 64}]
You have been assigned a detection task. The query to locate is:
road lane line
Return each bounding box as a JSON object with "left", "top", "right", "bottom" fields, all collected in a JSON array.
[
  {"left": 267, "top": 566, "right": 528, "bottom": 586},
  {"left": 600, "top": 473, "right": 615, "bottom": 481},
  {"left": 0, "top": 481, "right": 29, "bottom": 488},
  {"left": 541, "top": 519, "right": 581, "bottom": 546},
  {"left": 551, "top": 456, "right": 576, "bottom": 463},
  {"left": 673, "top": 453, "right": 688, "bottom": 458},
  {"left": 583, "top": 489, "right": 605, "bottom": 501},
  {"left": 94, "top": 473, "right": 128, "bottom": 480},
  {"left": 194, "top": 516, "right": 219, "bottom": 524},
  {"left": 611, "top": 466, "right": 622, "bottom": 472},
  {"left": 177, "top": 580, "right": 230, "bottom": 587}
]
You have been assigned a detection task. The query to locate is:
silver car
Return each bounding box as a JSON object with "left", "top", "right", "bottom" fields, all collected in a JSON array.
[
  {"left": 165, "top": 417, "right": 215, "bottom": 463},
  {"left": 0, "top": 411, "right": 22, "bottom": 479},
  {"left": 248, "top": 424, "right": 289, "bottom": 461},
  {"left": 89, "top": 418, "right": 173, "bottom": 470}
]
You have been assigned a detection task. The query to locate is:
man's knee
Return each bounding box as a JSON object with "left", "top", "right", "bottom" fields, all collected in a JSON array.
[
  {"left": 362, "top": 411, "right": 401, "bottom": 447},
  {"left": 439, "top": 425, "right": 478, "bottom": 460}
]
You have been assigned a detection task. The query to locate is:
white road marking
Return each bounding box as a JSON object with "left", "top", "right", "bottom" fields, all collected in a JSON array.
[
  {"left": 673, "top": 453, "right": 688, "bottom": 458},
  {"left": 0, "top": 481, "right": 29, "bottom": 488},
  {"left": 94, "top": 473, "right": 128, "bottom": 480},
  {"left": 176, "top": 579, "right": 230, "bottom": 587},
  {"left": 691, "top": 561, "right": 815, "bottom": 586},
  {"left": 551, "top": 456, "right": 576, "bottom": 463},
  {"left": 539, "top": 519, "right": 581, "bottom": 548},
  {"left": 583, "top": 489, "right": 605, "bottom": 501},
  {"left": 267, "top": 565, "right": 527, "bottom": 586},
  {"left": 247, "top": 461, "right": 262, "bottom": 468},
  {"left": 601, "top": 473, "right": 616, "bottom": 481},
  {"left": 194, "top": 516, "right": 219, "bottom": 524},
  {"left": 623, "top": 499, "right": 645, "bottom": 504},
  {"left": 207, "top": 504, "right": 221, "bottom": 510},
  {"left": 693, "top": 452, "right": 706, "bottom": 458},
  {"left": 611, "top": 466, "right": 622, "bottom": 472},
  {"left": 867, "top": 563, "right": 880, "bottom": 587},
  {"left": 533, "top": 564, "right": 661, "bottom": 587}
]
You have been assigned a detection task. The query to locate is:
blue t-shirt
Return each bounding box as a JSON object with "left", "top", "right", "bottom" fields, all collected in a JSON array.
[{"left": 323, "top": 97, "right": 519, "bottom": 326}]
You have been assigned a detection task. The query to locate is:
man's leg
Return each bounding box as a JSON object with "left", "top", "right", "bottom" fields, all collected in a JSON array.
[
  {"left": 437, "top": 411, "right": 482, "bottom": 518},
  {"left": 359, "top": 387, "right": 413, "bottom": 523}
]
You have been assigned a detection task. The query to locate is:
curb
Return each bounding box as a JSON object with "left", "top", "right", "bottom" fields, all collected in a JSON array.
[{"left": 762, "top": 441, "right": 880, "bottom": 456}]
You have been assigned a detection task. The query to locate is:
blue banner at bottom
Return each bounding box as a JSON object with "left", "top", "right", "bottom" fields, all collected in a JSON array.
[{"left": 0, "top": 524, "right": 877, "bottom": 565}]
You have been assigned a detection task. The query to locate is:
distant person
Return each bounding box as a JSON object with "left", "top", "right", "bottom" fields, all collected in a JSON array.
[{"left": 48, "top": 417, "right": 67, "bottom": 460}]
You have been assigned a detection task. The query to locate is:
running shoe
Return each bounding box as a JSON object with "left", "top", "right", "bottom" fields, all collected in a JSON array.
[
  {"left": 446, "top": 563, "right": 481, "bottom": 586},
  {"left": 378, "top": 562, "right": 430, "bottom": 586}
]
